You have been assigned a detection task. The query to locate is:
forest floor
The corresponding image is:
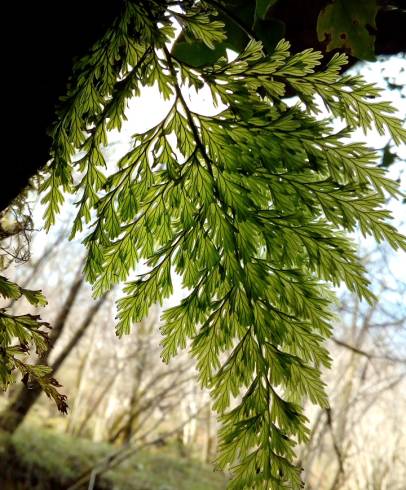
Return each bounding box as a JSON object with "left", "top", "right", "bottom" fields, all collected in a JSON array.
[{"left": 0, "top": 426, "right": 227, "bottom": 490}]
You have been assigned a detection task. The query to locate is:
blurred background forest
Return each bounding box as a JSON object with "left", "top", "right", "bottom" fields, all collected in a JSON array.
[{"left": 0, "top": 57, "right": 405, "bottom": 490}]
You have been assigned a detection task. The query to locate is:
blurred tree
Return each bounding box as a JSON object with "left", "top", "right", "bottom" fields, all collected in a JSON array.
[{"left": 300, "top": 245, "right": 406, "bottom": 489}]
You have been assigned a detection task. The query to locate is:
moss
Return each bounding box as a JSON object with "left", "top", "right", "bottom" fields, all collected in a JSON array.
[{"left": 0, "top": 426, "right": 227, "bottom": 490}]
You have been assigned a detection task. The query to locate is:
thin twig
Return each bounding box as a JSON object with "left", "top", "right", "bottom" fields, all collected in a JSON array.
[{"left": 332, "top": 337, "right": 406, "bottom": 364}]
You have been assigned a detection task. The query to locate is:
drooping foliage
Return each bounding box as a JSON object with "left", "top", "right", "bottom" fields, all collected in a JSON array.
[
  {"left": 0, "top": 200, "right": 68, "bottom": 414},
  {"left": 16, "top": 1, "right": 406, "bottom": 488},
  {"left": 0, "top": 276, "right": 68, "bottom": 413}
]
